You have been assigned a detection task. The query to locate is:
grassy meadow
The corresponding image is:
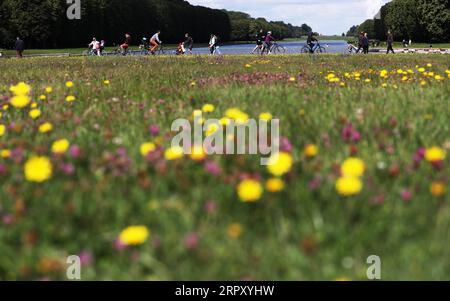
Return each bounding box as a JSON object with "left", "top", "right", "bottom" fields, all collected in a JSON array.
[{"left": 0, "top": 53, "right": 449, "bottom": 280}]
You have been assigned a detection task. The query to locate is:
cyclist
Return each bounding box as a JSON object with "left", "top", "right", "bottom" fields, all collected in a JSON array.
[
  {"left": 252, "top": 29, "right": 265, "bottom": 54},
  {"left": 140, "top": 37, "right": 149, "bottom": 50},
  {"left": 264, "top": 31, "right": 275, "bottom": 54},
  {"left": 88, "top": 38, "right": 99, "bottom": 55},
  {"left": 307, "top": 32, "right": 318, "bottom": 53},
  {"left": 184, "top": 33, "right": 194, "bottom": 54},
  {"left": 150, "top": 30, "right": 162, "bottom": 54},
  {"left": 120, "top": 33, "right": 131, "bottom": 55}
]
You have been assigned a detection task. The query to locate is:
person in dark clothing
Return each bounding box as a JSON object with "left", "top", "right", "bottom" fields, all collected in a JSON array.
[
  {"left": 15, "top": 37, "right": 25, "bottom": 58},
  {"left": 184, "top": 33, "right": 194, "bottom": 54},
  {"left": 362, "top": 32, "right": 369, "bottom": 54},
  {"left": 356, "top": 32, "right": 364, "bottom": 53},
  {"left": 307, "top": 32, "right": 318, "bottom": 53},
  {"left": 252, "top": 29, "right": 265, "bottom": 54},
  {"left": 386, "top": 31, "right": 395, "bottom": 54}
]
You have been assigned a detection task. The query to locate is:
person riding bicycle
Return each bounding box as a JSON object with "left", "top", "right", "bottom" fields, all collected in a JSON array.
[
  {"left": 88, "top": 38, "right": 99, "bottom": 55},
  {"left": 252, "top": 29, "right": 265, "bottom": 54},
  {"left": 99, "top": 40, "right": 105, "bottom": 55},
  {"left": 264, "top": 31, "right": 275, "bottom": 54},
  {"left": 184, "top": 33, "right": 193, "bottom": 54},
  {"left": 307, "top": 32, "right": 318, "bottom": 53},
  {"left": 120, "top": 34, "right": 131, "bottom": 55},
  {"left": 141, "top": 37, "right": 150, "bottom": 51},
  {"left": 150, "top": 31, "right": 162, "bottom": 55}
]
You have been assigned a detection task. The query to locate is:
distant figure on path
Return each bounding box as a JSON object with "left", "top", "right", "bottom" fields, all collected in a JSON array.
[
  {"left": 150, "top": 31, "right": 161, "bottom": 54},
  {"left": 15, "top": 37, "right": 25, "bottom": 58},
  {"left": 184, "top": 33, "right": 193, "bottom": 54},
  {"left": 356, "top": 32, "right": 364, "bottom": 53},
  {"left": 387, "top": 31, "right": 395, "bottom": 54},
  {"left": 252, "top": 29, "right": 265, "bottom": 54},
  {"left": 120, "top": 33, "right": 131, "bottom": 55},
  {"left": 209, "top": 34, "right": 218, "bottom": 54},
  {"left": 307, "top": 32, "right": 318, "bottom": 53},
  {"left": 264, "top": 31, "right": 276, "bottom": 54},
  {"left": 362, "top": 32, "right": 369, "bottom": 54}
]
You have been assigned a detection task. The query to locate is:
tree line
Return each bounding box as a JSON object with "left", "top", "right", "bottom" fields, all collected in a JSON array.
[
  {"left": 225, "top": 10, "right": 312, "bottom": 41},
  {"left": 0, "top": 0, "right": 313, "bottom": 49},
  {"left": 347, "top": 0, "right": 450, "bottom": 42}
]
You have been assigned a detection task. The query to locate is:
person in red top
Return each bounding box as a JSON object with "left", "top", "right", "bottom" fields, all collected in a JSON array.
[{"left": 120, "top": 34, "right": 131, "bottom": 55}]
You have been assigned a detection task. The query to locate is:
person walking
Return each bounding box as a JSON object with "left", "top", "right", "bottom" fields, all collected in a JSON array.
[
  {"left": 209, "top": 34, "right": 218, "bottom": 54},
  {"left": 356, "top": 32, "right": 364, "bottom": 53},
  {"left": 387, "top": 31, "right": 395, "bottom": 54},
  {"left": 184, "top": 33, "right": 194, "bottom": 54},
  {"left": 362, "top": 32, "right": 369, "bottom": 54},
  {"left": 15, "top": 37, "right": 25, "bottom": 58}
]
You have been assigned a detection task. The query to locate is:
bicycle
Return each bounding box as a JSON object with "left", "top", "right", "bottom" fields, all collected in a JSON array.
[
  {"left": 113, "top": 45, "right": 130, "bottom": 56},
  {"left": 301, "top": 42, "right": 327, "bottom": 54},
  {"left": 83, "top": 47, "right": 98, "bottom": 56},
  {"left": 150, "top": 44, "right": 166, "bottom": 55},
  {"left": 139, "top": 44, "right": 150, "bottom": 55},
  {"left": 269, "top": 42, "right": 286, "bottom": 54}
]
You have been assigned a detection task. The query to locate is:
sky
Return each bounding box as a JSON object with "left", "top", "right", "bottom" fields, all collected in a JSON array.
[{"left": 188, "top": 0, "right": 391, "bottom": 35}]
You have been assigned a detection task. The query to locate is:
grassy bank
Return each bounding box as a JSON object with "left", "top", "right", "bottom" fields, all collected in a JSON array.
[{"left": 0, "top": 54, "right": 449, "bottom": 280}]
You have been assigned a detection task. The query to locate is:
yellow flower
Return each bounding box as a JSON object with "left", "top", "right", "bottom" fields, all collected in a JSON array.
[
  {"left": 225, "top": 108, "right": 249, "bottom": 124},
  {"left": 2, "top": 105, "right": 8, "bottom": 111},
  {"left": 336, "top": 176, "right": 363, "bottom": 196},
  {"left": 65, "top": 81, "right": 74, "bottom": 88},
  {"left": 39, "top": 95, "right": 46, "bottom": 100},
  {"left": 29, "top": 109, "right": 41, "bottom": 119},
  {"left": 202, "top": 104, "right": 215, "bottom": 113},
  {"left": 30, "top": 102, "right": 38, "bottom": 109},
  {"left": 381, "top": 83, "right": 388, "bottom": 88},
  {"left": 259, "top": 112, "right": 273, "bottom": 121},
  {"left": 103, "top": 80, "right": 110, "bottom": 85},
  {"left": 66, "top": 95, "right": 76, "bottom": 102},
  {"left": 10, "top": 82, "right": 31, "bottom": 95},
  {"left": 140, "top": 142, "right": 156, "bottom": 157},
  {"left": 219, "top": 117, "right": 231, "bottom": 126},
  {"left": 397, "top": 69, "right": 404, "bottom": 74},
  {"left": 434, "top": 75, "right": 443, "bottom": 81},
  {"left": 427, "top": 63, "right": 432, "bottom": 67},
  {"left": 45, "top": 86, "right": 53, "bottom": 93},
  {"left": 0, "top": 149, "right": 11, "bottom": 158},
  {"left": 266, "top": 178, "right": 285, "bottom": 193},
  {"left": 227, "top": 223, "right": 243, "bottom": 239},
  {"left": 204, "top": 123, "right": 219, "bottom": 137},
  {"left": 299, "top": 109, "right": 306, "bottom": 116},
  {"left": 24, "top": 156, "right": 53, "bottom": 183},
  {"left": 380, "top": 70, "right": 388, "bottom": 78},
  {"left": 190, "top": 145, "right": 206, "bottom": 161},
  {"left": 164, "top": 146, "right": 184, "bottom": 161},
  {"left": 304, "top": 144, "right": 318, "bottom": 158},
  {"left": 245, "top": 64, "right": 252, "bottom": 68},
  {"left": 341, "top": 158, "right": 365, "bottom": 178},
  {"left": 119, "top": 225, "right": 150, "bottom": 246},
  {"left": 39, "top": 122, "right": 53, "bottom": 133},
  {"left": 267, "top": 152, "right": 293, "bottom": 177},
  {"left": 237, "top": 179, "right": 263, "bottom": 202},
  {"left": 190, "top": 81, "right": 196, "bottom": 87},
  {"left": 364, "top": 79, "right": 371, "bottom": 83},
  {"left": 51, "top": 139, "right": 70, "bottom": 154},
  {"left": 10, "top": 95, "right": 31, "bottom": 108},
  {"left": 401, "top": 76, "right": 408, "bottom": 81},
  {"left": 418, "top": 67, "right": 425, "bottom": 73},
  {"left": 425, "top": 147, "right": 446, "bottom": 162},
  {"left": 289, "top": 77, "right": 296, "bottom": 82},
  {"left": 0, "top": 124, "right": 5, "bottom": 136},
  {"left": 430, "top": 182, "right": 446, "bottom": 197}
]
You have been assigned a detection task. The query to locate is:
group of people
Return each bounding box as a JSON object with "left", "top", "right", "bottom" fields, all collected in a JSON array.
[
  {"left": 348, "top": 30, "right": 401, "bottom": 55},
  {"left": 88, "top": 38, "right": 106, "bottom": 56},
  {"left": 251, "top": 30, "right": 277, "bottom": 54}
]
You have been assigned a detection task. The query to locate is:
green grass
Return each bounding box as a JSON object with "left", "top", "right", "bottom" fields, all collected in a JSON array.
[{"left": 0, "top": 54, "right": 449, "bottom": 280}]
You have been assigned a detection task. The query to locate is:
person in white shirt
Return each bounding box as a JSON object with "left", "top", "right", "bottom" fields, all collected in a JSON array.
[
  {"left": 150, "top": 30, "right": 162, "bottom": 54},
  {"left": 209, "top": 34, "right": 217, "bottom": 54}
]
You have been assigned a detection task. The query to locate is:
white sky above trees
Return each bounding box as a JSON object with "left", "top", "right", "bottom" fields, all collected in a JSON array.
[{"left": 188, "top": 0, "right": 391, "bottom": 35}]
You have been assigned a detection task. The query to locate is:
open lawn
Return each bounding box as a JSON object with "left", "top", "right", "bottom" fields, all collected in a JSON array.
[{"left": 0, "top": 54, "right": 449, "bottom": 280}]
